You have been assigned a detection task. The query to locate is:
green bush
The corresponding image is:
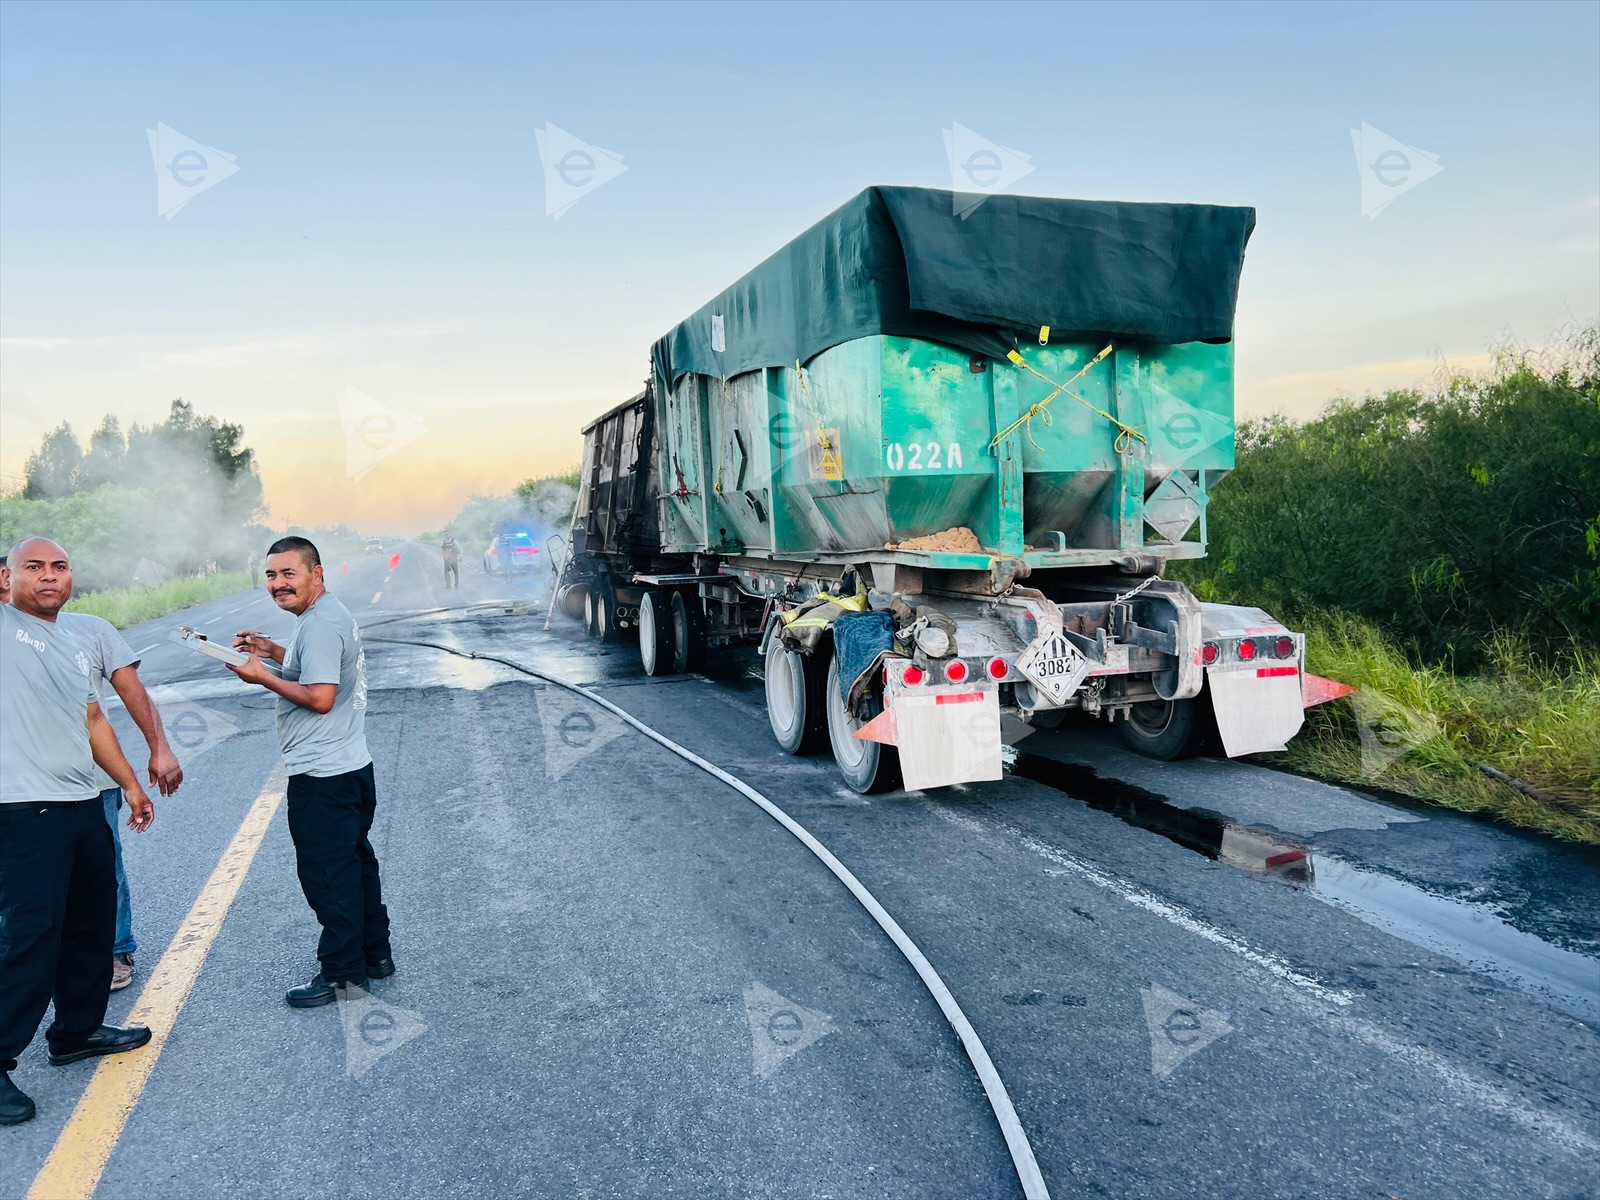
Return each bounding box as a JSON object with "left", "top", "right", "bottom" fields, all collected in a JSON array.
[
  {"left": 63, "top": 572, "right": 251, "bottom": 630},
  {"left": 1173, "top": 333, "right": 1600, "bottom": 668}
]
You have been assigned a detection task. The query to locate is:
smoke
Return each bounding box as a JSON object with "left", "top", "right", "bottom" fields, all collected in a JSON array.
[
  {"left": 0, "top": 401, "right": 269, "bottom": 593},
  {"left": 441, "top": 479, "right": 578, "bottom": 557}
]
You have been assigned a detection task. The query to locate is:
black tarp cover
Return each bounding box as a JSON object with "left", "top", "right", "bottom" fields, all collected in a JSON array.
[{"left": 650, "top": 186, "right": 1255, "bottom": 391}]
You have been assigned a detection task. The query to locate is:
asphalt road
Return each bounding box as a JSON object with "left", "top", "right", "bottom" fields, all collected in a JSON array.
[{"left": 5, "top": 542, "right": 1597, "bottom": 1200}]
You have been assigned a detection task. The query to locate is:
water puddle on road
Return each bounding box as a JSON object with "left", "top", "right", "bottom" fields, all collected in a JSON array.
[{"left": 1013, "top": 753, "right": 1600, "bottom": 1022}]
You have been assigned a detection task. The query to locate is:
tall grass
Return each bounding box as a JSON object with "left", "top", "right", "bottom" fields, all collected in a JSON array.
[
  {"left": 63, "top": 572, "right": 250, "bottom": 630},
  {"left": 1277, "top": 611, "right": 1600, "bottom": 844}
]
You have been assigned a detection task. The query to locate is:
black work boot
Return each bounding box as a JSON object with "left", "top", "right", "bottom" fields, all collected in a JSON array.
[
  {"left": 286, "top": 972, "right": 368, "bottom": 1008},
  {"left": 0, "top": 1072, "right": 35, "bottom": 1125},
  {"left": 47, "top": 1024, "right": 152, "bottom": 1066}
]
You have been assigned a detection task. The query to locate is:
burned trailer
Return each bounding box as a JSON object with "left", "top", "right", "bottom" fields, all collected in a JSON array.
[{"left": 558, "top": 186, "right": 1308, "bottom": 792}]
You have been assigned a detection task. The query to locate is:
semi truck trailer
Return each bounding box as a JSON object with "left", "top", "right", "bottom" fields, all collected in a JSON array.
[{"left": 554, "top": 186, "right": 1307, "bottom": 793}]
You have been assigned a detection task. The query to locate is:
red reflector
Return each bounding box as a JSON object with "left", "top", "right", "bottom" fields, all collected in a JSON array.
[
  {"left": 935, "top": 691, "right": 984, "bottom": 704},
  {"left": 1274, "top": 635, "right": 1294, "bottom": 658},
  {"left": 1201, "top": 641, "right": 1220, "bottom": 665},
  {"left": 1265, "top": 850, "right": 1306, "bottom": 867},
  {"left": 944, "top": 659, "right": 969, "bottom": 684},
  {"left": 902, "top": 665, "right": 926, "bottom": 686},
  {"left": 1237, "top": 639, "right": 1257, "bottom": 662},
  {"left": 1256, "top": 666, "right": 1298, "bottom": 678},
  {"left": 987, "top": 657, "right": 1008, "bottom": 680}
]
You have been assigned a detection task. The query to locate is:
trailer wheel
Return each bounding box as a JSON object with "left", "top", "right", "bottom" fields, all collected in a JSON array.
[
  {"left": 825, "top": 657, "right": 901, "bottom": 794},
  {"left": 596, "top": 581, "right": 622, "bottom": 643},
  {"left": 1117, "top": 690, "right": 1214, "bottom": 760},
  {"left": 639, "top": 590, "right": 675, "bottom": 676},
  {"left": 669, "top": 590, "right": 706, "bottom": 674},
  {"left": 583, "top": 586, "right": 602, "bottom": 638},
  {"left": 764, "top": 622, "right": 826, "bottom": 754}
]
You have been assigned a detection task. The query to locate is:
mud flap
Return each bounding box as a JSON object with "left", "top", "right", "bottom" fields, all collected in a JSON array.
[
  {"left": 1206, "top": 667, "right": 1306, "bottom": 756},
  {"left": 891, "top": 686, "right": 1002, "bottom": 791}
]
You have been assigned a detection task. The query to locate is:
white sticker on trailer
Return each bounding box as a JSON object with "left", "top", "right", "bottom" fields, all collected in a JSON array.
[{"left": 1014, "top": 625, "right": 1092, "bottom": 705}]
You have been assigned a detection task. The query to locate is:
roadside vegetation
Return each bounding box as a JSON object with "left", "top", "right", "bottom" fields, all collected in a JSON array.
[
  {"left": 63, "top": 572, "right": 252, "bottom": 630},
  {"left": 1173, "top": 329, "right": 1600, "bottom": 842}
]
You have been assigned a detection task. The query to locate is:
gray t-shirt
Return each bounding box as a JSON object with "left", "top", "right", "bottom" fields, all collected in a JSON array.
[
  {"left": 275, "top": 593, "right": 371, "bottom": 777},
  {"left": 56, "top": 611, "right": 139, "bottom": 791},
  {"left": 1, "top": 604, "right": 100, "bottom": 803}
]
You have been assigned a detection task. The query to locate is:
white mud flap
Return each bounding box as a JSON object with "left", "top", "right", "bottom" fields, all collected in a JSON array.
[
  {"left": 893, "top": 685, "right": 1002, "bottom": 791},
  {"left": 1206, "top": 667, "right": 1306, "bottom": 757}
]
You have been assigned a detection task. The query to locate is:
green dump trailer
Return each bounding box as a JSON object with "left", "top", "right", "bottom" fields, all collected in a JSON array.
[{"left": 559, "top": 186, "right": 1306, "bottom": 792}]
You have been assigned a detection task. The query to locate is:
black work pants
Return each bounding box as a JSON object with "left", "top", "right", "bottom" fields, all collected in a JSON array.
[
  {"left": 286, "top": 764, "right": 391, "bottom": 983},
  {"left": 0, "top": 798, "right": 116, "bottom": 1072}
]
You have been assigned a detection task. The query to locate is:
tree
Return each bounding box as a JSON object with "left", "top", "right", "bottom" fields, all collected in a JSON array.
[{"left": 23, "top": 423, "right": 84, "bottom": 499}]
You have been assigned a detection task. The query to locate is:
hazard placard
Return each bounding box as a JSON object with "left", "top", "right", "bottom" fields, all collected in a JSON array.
[{"left": 1014, "top": 624, "right": 1091, "bottom": 706}]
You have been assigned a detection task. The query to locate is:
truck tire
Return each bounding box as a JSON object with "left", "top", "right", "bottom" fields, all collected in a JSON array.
[
  {"left": 596, "top": 581, "right": 621, "bottom": 643},
  {"left": 639, "top": 590, "right": 675, "bottom": 676},
  {"left": 669, "top": 590, "right": 706, "bottom": 674},
  {"left": 764, "top": 622, "right": 827, "bottom": 755},
  {"left": 825, "top": 657, "right": 901, "bottom": 794},
  {"left": 1117, "top": 690, "right": 1215, "bottom": 760},
  {"left": 583, "top": 586, "right": 602, "bottom": 638}
]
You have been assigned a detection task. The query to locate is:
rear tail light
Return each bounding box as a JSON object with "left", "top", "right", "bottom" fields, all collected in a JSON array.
[
  {"left": 986, "top": 657, "right": 1008, "bottom": 680},
  {"left": 902, "top": 665, "right": 926, "bottom": 686},
  {"left": 1201, "top": 641, "right": 1220, "bottom": 665},
  {"left": 1237, "top": 639, "right": 1258, "bottom": 662},
  {"left": 1273, "top": 635, "right": 1295, "bottom": 658},
  {"left": 944, "top": 659, "right": 969, "bottom": 684}
]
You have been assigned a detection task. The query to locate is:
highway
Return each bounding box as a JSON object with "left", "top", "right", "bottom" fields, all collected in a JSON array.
[{"left": 5, "top": 543, "right": 1597, "bottom": 1200}]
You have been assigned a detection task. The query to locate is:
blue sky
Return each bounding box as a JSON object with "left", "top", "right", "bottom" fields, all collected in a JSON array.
[{"left": 2, "top": 0, "right": 1596, "bottom": 530}]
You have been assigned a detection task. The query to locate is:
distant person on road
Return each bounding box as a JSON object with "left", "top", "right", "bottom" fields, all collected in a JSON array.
[
  {"left": 441, "top": 532, "right": 462, "bottom": 590},
  {"left": 0, "top": 538, "right": 156, "bottom": 1128},
  {"left": 229, "top": 536, "right": 394, "bottom": 1009},
  {"left": 248, "top": 552, "right": 260, "bottom": 589},
  {"left": 55, "top": 607, "right": 185, "bottom": 993}
]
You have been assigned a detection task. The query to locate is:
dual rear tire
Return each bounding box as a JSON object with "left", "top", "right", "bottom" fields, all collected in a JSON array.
[
  {"left": 637, "top": 588, "right": 707, "bottom": 676},
  {"left": 763, "top": 624, "right": 899, "bottom": 793}
]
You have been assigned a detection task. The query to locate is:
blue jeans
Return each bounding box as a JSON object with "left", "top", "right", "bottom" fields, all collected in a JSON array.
[{"left": 100, "top": 788, "right": 137, "bottom": 956}]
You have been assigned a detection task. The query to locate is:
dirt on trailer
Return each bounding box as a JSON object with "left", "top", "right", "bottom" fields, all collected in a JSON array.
[{"left": 886, "top": 526, "right": 984, "bottom": 553}]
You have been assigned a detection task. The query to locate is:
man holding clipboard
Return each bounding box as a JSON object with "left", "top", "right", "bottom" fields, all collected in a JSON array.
[{"left": 227, "top": 536, "right": 394, "bottom": 1008}]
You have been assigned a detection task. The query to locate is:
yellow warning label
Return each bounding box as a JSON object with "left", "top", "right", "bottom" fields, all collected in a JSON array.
[{"left": 809, "top": 427, "right": 844, "bottom": 481}]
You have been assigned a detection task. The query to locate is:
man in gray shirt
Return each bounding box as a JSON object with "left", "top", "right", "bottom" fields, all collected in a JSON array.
[
  {"left": 230, "top": 536, "right": 393, "bottom": 1008},
  {"left": 56, "top": 611, "right": 184, "bottom": 992},
  {"left": 0, "top": 538, "right": 156, "bottom": 1127}
]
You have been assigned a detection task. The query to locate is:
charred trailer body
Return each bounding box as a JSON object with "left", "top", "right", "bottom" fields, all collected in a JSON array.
[{"left": 555, "top": 186, "right": 1307, "bottom": 792}]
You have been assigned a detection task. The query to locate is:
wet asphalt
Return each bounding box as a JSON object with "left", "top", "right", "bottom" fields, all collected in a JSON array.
[{"left": 3, "top": 543, "right": 1596, "bottom": 1200}]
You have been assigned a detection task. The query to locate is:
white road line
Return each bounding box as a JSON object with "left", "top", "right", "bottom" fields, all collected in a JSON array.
[
  {"left": 134, "top": 643, "right": 158, "bottom": 656},
  {"left": 934, "top": 804, "right": 1600, "bottom": 1159},
  {"left": 934, "top": 806, "right": 1356, "bottom": 1005},
  {"left": 370, "top": 591, "right": 383, "bottom": 605}
]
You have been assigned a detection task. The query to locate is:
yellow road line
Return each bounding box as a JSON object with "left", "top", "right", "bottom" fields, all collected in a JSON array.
[{"left": 28, "top": 770, "right": 286, "bottom": 1200}]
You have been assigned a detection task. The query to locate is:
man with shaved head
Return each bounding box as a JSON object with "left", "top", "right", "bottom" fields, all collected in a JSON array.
[{"left": 0, "top": 538, "right": 156, "bottom": 1126}]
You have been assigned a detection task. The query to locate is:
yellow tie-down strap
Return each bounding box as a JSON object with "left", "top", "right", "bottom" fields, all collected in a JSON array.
[{"left": 990, "top": 342, "right": 1147, "bottom": 454}]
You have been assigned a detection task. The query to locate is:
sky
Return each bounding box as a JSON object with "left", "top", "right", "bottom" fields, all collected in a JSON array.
[{"left": 1, "top": 0, "right": 1596, "bottom": 534}]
